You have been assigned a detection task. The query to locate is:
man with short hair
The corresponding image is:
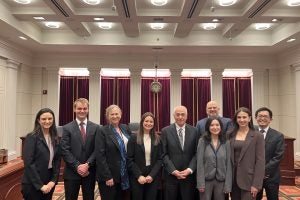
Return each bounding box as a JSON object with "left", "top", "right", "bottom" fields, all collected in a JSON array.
[
  {"left": 255, "top": 107, "right": 285, "bottom": 200},
  {"left": 196, "top": 101, "right": 233, "bottom": 137},
  {"left": 61, "top": 98, "right": 100, "bottom": 200},
  {"left": 161, "top": 106, "right": 198, "bottom": 200}
]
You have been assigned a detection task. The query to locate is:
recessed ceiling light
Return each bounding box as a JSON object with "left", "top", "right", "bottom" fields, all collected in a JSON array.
[
  {"left": 82, "top": 0, "right": 100, "bottom": 5},
  {"left": 287, "top": 38, "right": 296, "bottom": 42},
  {"left": 218, "top": 0, "right": 237, "bottom": 6},
  {"left": 45, "top": 22, "right": 61, "bottom": 29},
  {"left": 14, "top": 0, "right": 31, "bottom": 4},
  {"left": 33, "top": 17, "right": 45, "bottom": 20},
  {"left": 150, "top": 23, "right": 165, "bottom": 30},
  {"left": 151, "top": 0, "right": 168, "bottom": 6},
  {"left": 19, "top": 36, "right": 27, "bottom": 40},
  {"left": 287, "top": 0, "right": 300, "bottom": 6},
  {"left": 202, "top": 23, "right": 217, "bottom": 30},
  {"left": 255, "top": 23, "right": 271, "bottom": 30},
  {"left": 271, "top": 18, "right": 278, "bottom": 22},
  {"left": 98, "top": 22, "right": 112, "bottom": 29},
  {"left": 94, "top": 17, "right": 104, "bottom": 21}
]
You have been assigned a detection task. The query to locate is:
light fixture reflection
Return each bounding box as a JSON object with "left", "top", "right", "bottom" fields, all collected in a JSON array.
[{"left": 287, "top": 38, "right": 296, "bottom": 42}]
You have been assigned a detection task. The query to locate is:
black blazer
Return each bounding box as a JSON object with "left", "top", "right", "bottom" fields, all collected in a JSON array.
[
  {"left": 161, "top": 123, "right": 198, "bottom": 177},
  {"left": 22, "top": 133, "right": 61, "bottom": 190},
  {"left": 127, "top": 134, "right": 162, "bottom": 179},
  {"left": 95, "top": 124, "right": 132, "bottom": 183},
  {"left": 258, "top": 127, "right": 285, "bottom": 184},
  {"left": 61, "top": 120, "right": 100, "bottom": 180}
]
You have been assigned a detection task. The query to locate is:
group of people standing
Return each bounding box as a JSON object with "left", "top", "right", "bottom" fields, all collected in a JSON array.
[{"left": 21, "top": 98, "right": 285, "bottom": 200}]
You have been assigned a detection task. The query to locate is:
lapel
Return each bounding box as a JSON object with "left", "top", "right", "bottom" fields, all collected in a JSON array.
[
  {"left": 107, "top": 125, "right": 121, "bottom": 152},
  {"left": 264, "top": 128, "right": 272, "bottom": 144},
  {"left": 238, "top": 130, "right": 254, "bottom": 162},
  {"left": 38, "top": 134, "right": 49, "bottom": 152},
  {"left": 170, "top": 124, "right": 183, "bottom": 151}
]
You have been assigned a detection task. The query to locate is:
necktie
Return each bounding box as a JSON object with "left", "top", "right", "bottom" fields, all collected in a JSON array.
[
  {"left": 80, "top": 122, "right": 86, "bottom": 142},
  {"left": 178, "top": 128, "right": 184, "bottom": 149},
  {"left": 260, "top": 129, "right": 265, "bottom": 139}
]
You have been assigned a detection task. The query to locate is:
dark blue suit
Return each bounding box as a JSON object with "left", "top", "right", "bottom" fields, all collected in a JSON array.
[{"left": 256, "top": 127, "right": 285, "bottom": 200}]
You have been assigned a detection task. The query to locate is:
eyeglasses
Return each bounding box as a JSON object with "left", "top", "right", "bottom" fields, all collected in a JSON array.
[{"left": 257, "top": 115, "right": 270, "bottom": 119}]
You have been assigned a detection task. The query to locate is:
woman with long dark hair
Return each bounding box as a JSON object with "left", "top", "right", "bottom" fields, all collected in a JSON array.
[
  {"left": 196, "top": 117, "right": 232, "bottom": 200},
  {"left": 228, "top": 107, "right": 265, "bottom": 200},
  {"left": 127, "top": 112, "right": 162, "bottom": 200},
  {"left": 21, "top": 108, "right": 61, "bottom": 200}
]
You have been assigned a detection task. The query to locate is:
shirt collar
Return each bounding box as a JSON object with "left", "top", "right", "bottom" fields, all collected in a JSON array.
[
  {"left": 259, "top": 126, "right": 269, "bottom": 133},
  {"left": 76, "top": 118, "right": 87, "bottom": 126},
  {"left": 175, "top": 123, "right": 186, "bottom": 131}
]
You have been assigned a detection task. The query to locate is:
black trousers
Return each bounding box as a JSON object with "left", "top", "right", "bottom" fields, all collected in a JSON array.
[
  {"left": 98, "top": 181, "right": 130, "bottom": 200},
  {"left": 64, "top": 174, "right": 95, "bottom": 200},
  {"left": 164, "top": 176, "right": 195, "bottom": 200},
  {"left": 256, "top": 181, "right": 279, "bottom": 200},
  {"left": 22, "top": 184, "right": 55, "bottom": 200},
  {"left": 130, "top": 176, "right": 159, "bottom": 200}
]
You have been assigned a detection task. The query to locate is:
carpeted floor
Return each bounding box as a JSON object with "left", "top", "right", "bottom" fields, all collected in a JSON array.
[{"left": 52, "top": 178, "right": 300, "bottom": 200}]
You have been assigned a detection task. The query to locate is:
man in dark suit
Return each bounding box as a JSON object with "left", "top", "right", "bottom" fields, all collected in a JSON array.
[
  {"left": 161, "top": 105, "right": 198, "bottom": 200},
  {"left": 61, "top": 98, "right": 100, "bottom": 200},
  {"left": 255, "top": 107, "right": 285, "bottom": 200},
  {"left": 196, "top": 101, "right": 233, "bottom": 137}
]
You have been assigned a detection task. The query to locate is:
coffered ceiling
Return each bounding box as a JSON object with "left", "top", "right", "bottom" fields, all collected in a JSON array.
[{"left": 0, "top": 0, "right": 299, "bottom": 55}]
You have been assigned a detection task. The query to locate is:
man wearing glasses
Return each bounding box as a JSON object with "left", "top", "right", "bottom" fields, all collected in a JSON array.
[{"left": 255, "top": 107, "right": 285, "bottom": 200}]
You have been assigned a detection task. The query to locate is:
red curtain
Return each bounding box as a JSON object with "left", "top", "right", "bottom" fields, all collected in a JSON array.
[
  {"left": 141, "top": 77, "right": 170, "bottom": 132},
  {"left": 181, "top": 77, "right": 211, "bottom": 126},
  {"left": 100, "top": 76, "right": 130, "bottom": 125},
  {"left": 59, "top": 76, "right": 89, "bottom": 125},
  {"left": 222, "top": 77, "right": 252, "bottom": 119}
]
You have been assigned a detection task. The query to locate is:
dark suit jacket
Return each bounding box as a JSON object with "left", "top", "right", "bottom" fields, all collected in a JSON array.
[
  {"left": 127, "top": 134, "right": 162, "bottom": 179},
  {"left": 22, "top": 133, "right": 61, "bottom": 190},
  {"left": 256, "top": 127, "right": 285, "bottom": 184},
  {"left": 196, "top": 116, "right": 233, "bottom": 137},
  {"left": 230, "top": 129, "right": 265, "bottom": 191},
  {"left": 95, "top": 124, "right": 132, "bottom": 183},
  {"left": 161, "top": 123, "right": 198, "bottom": 180},
  {"left": 61, "top": 120, "right": 99, "bottom": 180}
]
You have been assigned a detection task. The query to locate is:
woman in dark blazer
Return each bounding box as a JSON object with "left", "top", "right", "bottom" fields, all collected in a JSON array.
[
  {"left": 95, "top": 104, "right": 132, "bottom": 200},
  {"left": 21, "top": 108, "right": 61, "bottom": 200},
  {"left": 228, "top": 107, "right": 265, "bottom": 200},
  {"left": 127, "top": 112, "right": 162, "bottom": 200}
]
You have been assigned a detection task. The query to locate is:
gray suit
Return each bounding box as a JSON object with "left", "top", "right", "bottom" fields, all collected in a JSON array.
[{"left": 161, "top": 123, "right": 198, "bottom": 200}]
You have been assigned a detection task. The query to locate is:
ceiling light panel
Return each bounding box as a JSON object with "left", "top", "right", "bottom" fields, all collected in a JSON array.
[
  {"left": 82, "top": 0, "right": 101, "bottom": 5},
  {"left": 218, "top": 0, "right": 237, "bottom": 6},
  {"left": 45, "top": 22, "right": 61, "bottom": 29},
  {"left": 287, "top": 0, "right": 300, "bottom": 6},
  {"left": 255, "top": 23, "right": 271, "bottom": 30},
  {"left": 14, "top": 0, "right": 31, "bottom": 4},
  {"left": 150, "top": 23, "right": 165, "bottom": 30},
  {"left": 98, "top": 22, "right": 113, "bottom": 29},
  {"left": 151, "top": 0, "right": 168, "bottom": 6},
  {"left": 202, "top": 23, "right": 217, "bottom": 30}
]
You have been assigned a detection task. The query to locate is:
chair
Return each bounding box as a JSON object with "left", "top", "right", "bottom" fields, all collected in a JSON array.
[{"left": 128, "top": 122, "right": 139, "bottom": 133}]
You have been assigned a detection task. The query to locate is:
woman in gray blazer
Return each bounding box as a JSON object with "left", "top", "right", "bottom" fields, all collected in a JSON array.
[
  {"left": 197, "top": 117, "right": 232, "bottom": 200},
  {"left": 228, "top": 107, "right": 265, "bottom": 200}
]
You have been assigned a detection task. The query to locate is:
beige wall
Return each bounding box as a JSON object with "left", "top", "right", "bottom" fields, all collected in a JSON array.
[{"left": 1, "top": 39, "right": 300, "bottom": 159}]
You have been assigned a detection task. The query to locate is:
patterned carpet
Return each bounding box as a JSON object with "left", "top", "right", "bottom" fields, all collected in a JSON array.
[{"left": 52, "top": 179, "right": 300, "bottom": 200}]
